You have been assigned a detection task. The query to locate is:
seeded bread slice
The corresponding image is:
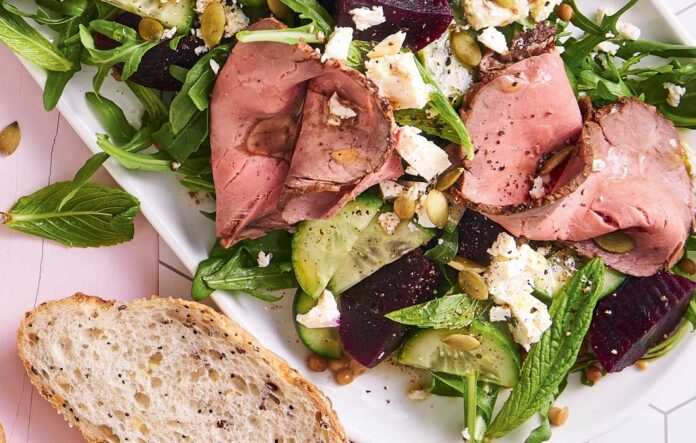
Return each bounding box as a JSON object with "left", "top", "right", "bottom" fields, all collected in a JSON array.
[{"left": 17, "top": 294, "right": 347, "bottom": 443}]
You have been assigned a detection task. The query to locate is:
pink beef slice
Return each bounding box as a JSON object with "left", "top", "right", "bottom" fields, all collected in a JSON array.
[
  {"left": 491, "top": 98, "right": 695, "bottom": 276},
  {"left": 279, "top": 61, "right": 400, "bottom": 224},
  {"left": 210, "top": 18, "right": 323, "bottom": 246},
  {"left": 457, "top": 48, "right": 582, "bottom": 213}
]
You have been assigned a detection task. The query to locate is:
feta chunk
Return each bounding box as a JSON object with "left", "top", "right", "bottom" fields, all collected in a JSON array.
[
  {"left": 368, "top": 31, "right": 406, "bottom": 59},
  {"left": 596, "top": 41, "right": 620, "bottom": 55},
  {"left": 595, "top": 7, "right": 612, "bottom": 23},
  {"left": 664, "top": 82, "right": 686, "bottom": 107},
  {"left": 616, "top": 22, "right": 641, "bottom": 41},
  {"left": 403, "top": 181, "right": 429, "bottom": 200},
  {"left": 379, "top": 180, "right": 404, "bottom": 200},
  {"left": 257, "top": 251, "right": 272, "bottom": 267},
  {"left": 378, "top": 212, "right": 401, "bottom": 235},
  {"left": 462, "top": 427, "right": 472, "bottom": 441},
  {"left": 395, "top": 126, "right": 451, "bottom": 181},
  {"left": 463, "top": 0, "right": 528, "bottom": 30},
  {"left": 365, "top": 53, "right": 431, "bottom": 110},
  {"left": 420, "top": 29, "right": 474, "bottom": 98},
  {"left": 489, "top": 306, "right": 512, "bottom": 322},
  {"left": 592, "top": 158, "right": 607, "bottom": 171},
  {"left": 209, "top": 59, "right": 220, "bottom": 74},
  {"left": 530, "top": 0, "right": 561, "bottom": 22},
  {"left": 296, "top": 290, "right": 340, "bottom": 328},
  {"left": 322, "top": 27, "right": 353, "bottom": 62},
  {"left": 349, "top": 6, "right": 386, "bottom": 31},
  {"left": 327, "top": 93, "right": 357, "bottom": 126},
  {"left": 223, "top": 4, "right": 249, "bottom": 37},
  {"left": 484, "top": 233, "right": 552, "bottom": 350},
  {"left": 408, "top": 388, "right": 430, "bottom": 401},
  {"left": 529, "top": 175, "right": 545, "bottom": 199},
  {"left": 478, "top": 27, "right": 509, "bottom": 54},
  {"left": 162, "top": 26, "right": 177, "bottom": 40}
]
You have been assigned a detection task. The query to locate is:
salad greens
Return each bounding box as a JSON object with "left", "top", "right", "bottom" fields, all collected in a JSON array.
[
  {"left": 236, "top": 0, "right": 332, "bottom": 44},
  {"left": 386, "top": 293, "right": 488, "bottom": 329}
]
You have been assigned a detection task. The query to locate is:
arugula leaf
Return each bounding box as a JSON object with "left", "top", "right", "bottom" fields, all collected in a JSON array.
[
  {"left": 630, "top": 63, "right": 696, "bottom": 129},
  {"left": 386, "top": 293, "right": 487, "bottom": 329},
  {"left": 486, "top": 258, "right": 605, "bottom": 439},
  {"left": 97, "top": 133, "right": 176, "bottom": 171},
  {"left": 617, "top": 40, "right": 696, "bottom": 59},
  {"left": 236, "top": 0, "right": 333, "bottom": 44},
  {"left": 86, "top": 92, "right": 136, "bottom": 145},
  {"left": 425, "top": 220, "right": 458, "bottom": 263},
  {"left": 126, "top": 81, "right": 168, "bottom": 128},
  {"left": 35, "top": 0, "right": 88, "bottom": 17},
  {"left": 153, "top": 111, "right": 209, "bottom": 162},
  {"left": 1, "top": 1, "right": 72, "bottom": 26},
  {"left": 0, "top": 7, "right": 72, "bottom": 71},
  {"left": 2, "top": 182, "right": 139, "bottom": 247},
  {"left": 280, "top": 0, "right": 333, "bottom": 35}
]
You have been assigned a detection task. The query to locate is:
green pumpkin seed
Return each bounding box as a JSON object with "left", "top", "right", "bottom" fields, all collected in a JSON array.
[
  {"left": 0, "top": 121, "right": 20, "bottom": 156},
  {"left": 494, "top": 0, "right": 518, "bottom": 7},
  {"left": 593, "top": 231, "right": 635, "bottom": 254},
  {"left": 201, "top": 2, "right": 226, "bottom": 48},
  {"left": 450, "top": 31, "right": 482, "bottom": 67},
  {"left": 435, "top": 167, "right": 464, "bottom": 192},
  {"left": 394, "top": 194, "right": 416, "bottom": 221},
  {"left": 425, "top": 190, "right": 449, "bottom": 228},
  {"left": 539, "top": 145, "right": 574, "bottom": 176},
  {"left": 458, "top": 269, "right": 489, "bottom": 300},
  {"left": 138, "top": 17, "right": 164, "bottom": 41},
  {"left": 448, "top": 256, "right": 486, "bottom": 273},
  {"left": 442, "top": 333, "right": 481, "bottom": 352}
]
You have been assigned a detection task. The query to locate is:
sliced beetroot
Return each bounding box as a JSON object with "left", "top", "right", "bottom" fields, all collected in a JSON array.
[
  {"left": 336, "top": 0, "right": 453, "bottom": 50},
  {"left": 457, "top": 210, "right": 507, "bottom": 265},
  {"left": 589, "top": 272, "right": 696, "bottom": 373},
  {"left": 339, "top": 251, "right": 441, "bottom": 367}
]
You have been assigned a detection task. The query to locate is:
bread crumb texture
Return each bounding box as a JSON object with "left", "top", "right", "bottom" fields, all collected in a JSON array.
[{"left": 17, "top": 293, "right": 347, "bottom": 443}]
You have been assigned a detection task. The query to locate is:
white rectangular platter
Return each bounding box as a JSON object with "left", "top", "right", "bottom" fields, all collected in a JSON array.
[{"left": 12, "top": 0, "right": 696, "bottom": 441}]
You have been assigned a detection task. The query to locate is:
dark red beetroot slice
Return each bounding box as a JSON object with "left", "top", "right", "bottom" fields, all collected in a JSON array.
[
  {"left": 457, "top": 210, "right": 507, "bottom": 265},
  {"left": 336, "top": 0, "right": 453, "bottom": 50},
  {"left": 589, "top": 272, "right": 696, "bottom": 373},
  {"left": 339, "top": 251, "right": 441, "bottom": 367}
]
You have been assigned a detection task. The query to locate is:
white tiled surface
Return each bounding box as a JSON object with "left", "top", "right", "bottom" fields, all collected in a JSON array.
[{"left": 156, "top": 2, "right": 696, "bottom": 442}]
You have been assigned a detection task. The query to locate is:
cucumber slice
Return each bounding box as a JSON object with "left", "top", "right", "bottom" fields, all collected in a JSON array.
[
  {"left": 101, "top": 0, "right": 194, "bottom": 31},
  {"left": 328, "top": 211, "right": 435, "bottom": 294},
  {"left": 398, "top": 320, "right": 521, "bottom": 387},
  {"left": 292, "top": 194, "right": 382, "bottom": 298},
  {"left": 599, "top": 266, "right": 626, "bottom": 297},
  {"left": 293, "top": 289, "right": 342, "bottom": 359}
]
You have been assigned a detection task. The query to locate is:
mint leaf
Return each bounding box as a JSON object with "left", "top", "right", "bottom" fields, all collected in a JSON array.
[
  {"left": 2, "top": 182, "right": 139, "bottom": 247},
  {"left": 425, "top": 220, "right": 458, "bottom": 263},
  {"left": 486, "top": 258, "right": 605, "bottom": 439},
  {"left": 386, "top": 293, "right": 487, "bottom": 329}
]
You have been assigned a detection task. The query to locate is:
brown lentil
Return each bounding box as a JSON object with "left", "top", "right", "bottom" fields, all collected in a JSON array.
[
  {"left": 327, "top": 358, "right": 347, "bottom": 372},
  {"left": 585, "top": 365, "right": 603, "bottom": 382},
  {"left": 635, "top": 360, "right": 649, "bottom": 371},
  {"left": 307, "top": 354, "right": 328, "bottom": 372},
  {"left": 557, "top": 3, "right": 575, "bottom": 22},
  {"left": 549, "top": 406, "right": 569, "bottom": 426},
  {"left": 335, "top": 369, "right": 354, "bottom": 385},
  {"left": 678, "top": 257, "right": 696, "bottom": 275}
]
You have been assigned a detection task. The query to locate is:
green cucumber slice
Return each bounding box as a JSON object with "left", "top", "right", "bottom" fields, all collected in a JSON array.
[
  {"left": 292, "top": 194, "right": 382, "bottom": 298},
  {"left": 327, "top": 210, "right": 435, "bottom": 294},
  {"left": 292, "top": 289, "right": 342, "bottom": 359},
  {"left": 599, "top": 266, "right": 626, "bottom": 297},
  {"left": 101, "top": 0, "right": 194, "bottom": 31},
  {"left": 398, "top": 320, "right": 521, "bottom": 387}
]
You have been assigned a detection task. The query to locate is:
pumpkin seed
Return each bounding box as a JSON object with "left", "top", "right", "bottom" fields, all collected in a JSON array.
[
  {"left": 557, "top": 3, "right": 575, "bottom": 22},
  {"left": 450, "top": 31, "right": 482, "bottom": 67},
  {"left": 201, "top": 2, "right": 226, "bottom": 48},
  {"left": 425, "top": 190, "right": 449, "bottom": 228},
  {"left": 458, "top": 269, "right": 489, "bottom": 300},
  {"left": 435, "top": 167, "right": 464, "bottom": 191},
  {"left": 679, "top": 257, "right": 696, "bottom": 275},
  {"left": 0, "top": 121, "right": 20, "bottom": 156},
  {"left": 448, "top": 256, "right": 486, "bottom": 273},
  {"left": 442, "top": 333, "right": 481, "bottom": 352},
  {"left": 138, "top": 17, "right": 164, "bottom": 41},
  {"left": 494, "top": 0, "right": 518, "bottom": 8},
  {"left": 268, "top": 0, "right": 293, "bottom": 23},
  {"left": 539, "top": 145, "right": 574, "bottom": 176},
  {"left": 394, "top": 194, "right": 416, "bottom": 220},
  {"left": 593, "top": 231, "right": 635, "bottom": 254}
]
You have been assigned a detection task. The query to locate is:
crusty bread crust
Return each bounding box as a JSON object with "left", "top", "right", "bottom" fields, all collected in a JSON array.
[
  {"left": 0, "top": 421, "right": 6, "bottom": 443},
  {"left": 17, "top": 293, "right": 347, "bottom": 443}
]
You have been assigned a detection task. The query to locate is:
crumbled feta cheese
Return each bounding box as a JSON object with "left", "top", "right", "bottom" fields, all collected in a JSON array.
[
  {"left": 407, "top": 388, "right": 430, "bottom": 401},
  {"left": 529, "top": 176, "right": 545, "bottom": 199},
  {"left": 617, "top": 22, "right": 641, "bottom": 41},
  {"left": 462, "top": 427, "right": 471, "bottom": 441},
  {"left": 349, "top": 6, "right": 386, "bottom": 31},
  {"left": 530, "top": 0, "right": 561, "bottom": 22},
  {"left": 596, "top": 41, "right": 620, "bottom": 55},
  {"left": 463, "top": 0, "right": 528, "bottom": 30},
  {"left": 378, "top": 212, "right": 401, "bottom": 235},
  {"left": 368, "top": 31, "right": 406, "bottom": 59},
  {"left": 605, "top": 31, "right": 615, "bottom": 38},
  {"left": 257, "top": 251, "right": 272, "bottom": 267},
  {"left": 194, "top": 45, "right": 209, "bottom": 55},
  {"left": 405, "top": 166, "right": 420, "bottom": 176},
  {"left": 395, "top": 126, "right": 452, "bottom": 181},
  {"left": 595, "top": 7, "right": 612, "bottom": 23},
  {"left": 209, "top": 59, "right": 220, "bottom": 74},
  {"left": 162, "top": 26, "right": 177, "bottom": 40},
  {"left": 592, "top": 159, "right": 607, "bottom": 172},
  {"left": 415, "top": 195, "right": 437, "bottom": 228},
  {"left": 224, "top": 4, "right": 249, "bottom": 37},
  {"left": 478, "top": 27, "right": 509, "bottom": 54},
  {"left": 365, "top": 53, "right": 431, "bottom": 110},
  {"left": 664, "top": 82, "right": 686, "bottom": 107},
  {"left": 404, "top": 181, "right": 429, "bottom": 200},
  {"left": 322, "top": 27, "right": 353, "bottom": 62},
  {"left": 296, "top": 290, "right": 340, "bottom": 328},
  {"left": 420, "top": 29, "right": 473, "bottom": 98},
  {"left": 327, "top": 93, "right": 357, "bottom": 126},
  {"left": 489, "top": 306, "right": 512, "bottom": 322},
  {"left": 484, "top": 233, "right": 552, "bottom": 350},
  {"left": 195, "top": 0, "right": 214, "bottom": 13},
  {"left": 379, "top": 181, "right": 404, "bottom": 200}
]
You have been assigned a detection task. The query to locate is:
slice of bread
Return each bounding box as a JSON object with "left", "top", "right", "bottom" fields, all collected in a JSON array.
[{"left": 17, "top": 294, "right": 347, "bottom": 443}]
